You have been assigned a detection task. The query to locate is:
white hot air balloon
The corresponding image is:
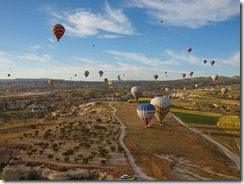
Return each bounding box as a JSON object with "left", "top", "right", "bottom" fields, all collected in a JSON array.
[
  {"left": 150, "top": 97, "right": 171, "bottom": 126},
  {"left": 211, "top": 74, "right": 219, "bottom": 82},
  {"left": 131, "top": 86, "right": 143, "bottom": 102}
]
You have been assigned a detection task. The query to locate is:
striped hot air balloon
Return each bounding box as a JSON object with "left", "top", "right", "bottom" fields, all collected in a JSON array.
[
  {"left": 137, "top": 103, "right": 155, "bottom": 128},
  {"left": 52, "top": 24, "right": 65, "bottom": 42},
  {"left": 150, "top": 97, "right": 171, "bottom": 126}
]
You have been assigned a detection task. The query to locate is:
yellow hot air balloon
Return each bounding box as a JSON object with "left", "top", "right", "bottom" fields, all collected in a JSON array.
[{"left": 108, "top": 81, "right": 113, "bottom": 86}]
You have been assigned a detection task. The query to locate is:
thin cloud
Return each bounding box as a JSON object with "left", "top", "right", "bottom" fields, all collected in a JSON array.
[
  {"left": 46, "top": 1, "right": 136, "bottom": 38},
  {"left": 219, "top": 51, "right": 240, "bottom": 66},
  {"left": 107, "top": 50, "right": 179, "bottom": 66},
  {"left": 0, "top": 51, "right": 13, "bottom": 64},
  {"left": 29, "top": 45, "right": 40, "bottom": 50},
  {"left": 18, "top": 53, "right": 54, "bottom": 63},
  {"left": 127, "top": 0, "right": 239, "bottom": 28}
]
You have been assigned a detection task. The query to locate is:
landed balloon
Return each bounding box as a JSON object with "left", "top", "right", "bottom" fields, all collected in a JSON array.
[
  {"left": 154, "top": 74, "right": 158, "bottom": 80},
  {"left": 98, "top": 71, "right": 104, "bottom": 77},
  {"left": 188, "top": 71, "right": 193, "bottom": 77},
  {"left": 211, "top": 74, "right": 219, "bottom": 82},
  {"left": 32, "top": 106, "right": 40, "bottom": 113},
  {"left": 131, "top": 86, "right": 143, "bottom": 102},
  {"left": 137, "top": 103, "right": 155, "bottom": 128},
  {"left": 48, "top": 79, "right": 55, "bottom": 87},
  {"left": 187, "top": 48, "right": 192, "bottom": 53},
  {"left": 150, "top": 97, "right": 171, "bottom": 125},
  {"left": 84, "top": 70, "right": 89, "bottom": 78},
  {"left": 210, "top": 60, "right": 215, "bottom": 66},
  {"left": 221, "top": 87, "right": 228, "bottom": 95},
  {"left": 52, "top": 24, "right": 65, "bottom": 42}
]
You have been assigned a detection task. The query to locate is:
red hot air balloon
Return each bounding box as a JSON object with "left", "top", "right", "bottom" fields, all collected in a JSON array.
[
  {"left": 187, "top": 48, "right": 192, "bottom": 53},
  {"left": 52, "top": 24, "right": 65, "bottom": 42}
]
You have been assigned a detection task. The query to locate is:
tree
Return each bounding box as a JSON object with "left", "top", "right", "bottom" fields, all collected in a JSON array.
[{"left": 100, "top": 159, "right": 106, "bottom": 166}]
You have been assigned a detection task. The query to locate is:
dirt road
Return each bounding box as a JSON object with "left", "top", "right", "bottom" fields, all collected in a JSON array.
[
  {"left": 170, "top": 113, "right": 240, "bottom": 170},
  {"left": 109, "top": 102, "right": 155, "bottom": 180}
]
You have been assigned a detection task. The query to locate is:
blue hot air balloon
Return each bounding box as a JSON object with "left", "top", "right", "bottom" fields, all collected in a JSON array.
[{"left": 137, "top": 103, "right": 155, "bottom": 128}]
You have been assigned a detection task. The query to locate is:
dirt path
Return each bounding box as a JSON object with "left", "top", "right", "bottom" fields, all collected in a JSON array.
[
  {"left": 109, "top": 102, "right": 155, "bottom": 180},
  {"left": 170, "top": 113, "right": 240, "bottom": 170}
]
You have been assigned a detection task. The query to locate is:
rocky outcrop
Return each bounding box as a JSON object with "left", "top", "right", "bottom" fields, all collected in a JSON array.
[
  {"left": 2, "top": 164, "right": 114, "bottom": 180},
  {"left": 0, "top": 148, "right": 22, "bottom": 168}
]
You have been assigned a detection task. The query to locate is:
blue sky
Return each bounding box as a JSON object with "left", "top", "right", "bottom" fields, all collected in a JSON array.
[{"left": 0, "top": 0, "right": 241, "bottom": 81}]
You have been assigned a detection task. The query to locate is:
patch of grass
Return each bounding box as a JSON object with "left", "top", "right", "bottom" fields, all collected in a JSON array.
[
  {"left": 170, "top": 107, "right": 222, "bottom": 117},
  {"left": 217, "top": 115, "right": 240, "bottom": 136},
  {"left": 172, "top": 111, "right": 219, "bottom": 125}
]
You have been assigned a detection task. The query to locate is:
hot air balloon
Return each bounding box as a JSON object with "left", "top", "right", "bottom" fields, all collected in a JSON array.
[
  {"left": 195, "top": 84, "right": 199, "bottom": 88},
  {"left": 203, "top": 60, "right": 207, "bottom": 64},
  {"left": 52, "top": 24, "right": 65, "bottom": 42},
  {"left": 104, "top": 78, "right": 108, "bottom": 83},
  {"left": 7, "top": 74, "right": 10, "bottom": 77},
  {"left": 131, "top": 86, "right": 143, "bottom": 102},
  {"left": 210, "top": 60, "right": 215, "bottom": 66},
  {"left": 32, "top": 106, "right": 40, "bottom": 113},
  {"left": 75, "top": 74, "right": 77, "bottom": 77},
  {"left": 165, "top": 88, "right": 169, "bottom": 92},
  {"left": 211, "top": 74, "right": 219, "bottom": 82},
  {"left": 187, "top": 48, "right": 192, "bottom": 53},
  {"left": 98, "top": 71, "right": 104, "bottom": 77},
  {"left": 108, "top": 81, "right": 113, "bottom": 86},
  {"left": 117, "top": 75, "right": 121, "bottom": 80},
  {"left": 5, "top": 89, "right": 10, "bottom": 94},
  {"left": 154, "top": 74, "right": 158, "bottom": 80},
  {"left": 48, "top": 79, "right": 55, "bottom": 87},
  {"left": 182, "top": 73, "right": 186, "bottom": 79},
  {"left": 150, "top": 97, "right": 171, "bottom": 126},
  {"left": 84, "top": 70, "right": 89, "bottom": 78},
  {"left": 188, "top": 71, "right": 193, "bottom": 77},
  {"left": 137, "top": 103, "right": 155, "bottom": 128},
  {"left": 165, "top": 71, "right": 167, "bottom": 74},
  {"left": 221, "top": 87, "right": 228, "bottom": 95}
]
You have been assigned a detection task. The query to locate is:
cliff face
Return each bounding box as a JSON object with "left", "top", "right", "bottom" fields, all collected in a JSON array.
[
  {"left": 0, "top": 148, "right": 22, "bottom": 167},
  {"left": 2, "top": 164, "right": 114, "bottom": 180}
]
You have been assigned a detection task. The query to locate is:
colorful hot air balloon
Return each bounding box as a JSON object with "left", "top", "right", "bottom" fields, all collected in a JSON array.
[
  {"left": 84, "top": 70, "right": 89, "bottom": 78},
  {"left": 131, "top": 86, "right": 143, "bottom": 102},
  {"left": 203, "top": 60, "right": 207, "bottom": 64},
  {"left": 98, "top": 71, "right": 104, "bottom": 77},
  {"left": 210, "top": 60, "right": 215, "bottom": 66},
  {"left": 48, "top": 79, "right": 55, "bottom": 87},
  {"left": 182, "top": 73, "right": 186, "bottom": 79},
  {"left": 188, "top": 71, "right": 194, "bottom": 77},
  {"left": 150, "top": 97, "right": 171, "bottom": 126},
  {"left": 221, "top": 87, "right": 228, "bottom": 95},
  {"left": 104, "top": 78, "right": 108, "bottom": 83},
  {"left": 187, "top": 48, "right": 192, "bottom": 53},
  {"left": 52, "top": 24, "right": 65, "bottom": 42},
  {"left": 117, "top": 75, "right": 121, "bottom": 80},
  {"left": 137, "top": 103, "right": 155, "bottom": 128},
  {"left": 108, "top": 81, "right": 113, "bottom": 86},
  {"left": 211, "top": 74, "right": 219, "bottom": 82},
  {"left": 154, "top": 74, "right": 158, "bottom": 80}
]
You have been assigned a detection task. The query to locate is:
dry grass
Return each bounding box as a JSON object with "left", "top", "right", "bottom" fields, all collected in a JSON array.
[{"left": 112, "top": 102, "right": 240, "bottom": 180}]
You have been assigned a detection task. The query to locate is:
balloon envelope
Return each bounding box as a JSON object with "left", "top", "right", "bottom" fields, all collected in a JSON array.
[
  {"left": 182, "top": 73, "right": 186, "bottom": 79},
  {"left": 187, "top": 48, "right": 192, "bottom": 53},
  {"left": 188, "top": 71, "right": 193, "bottom": 77},
  {"left": 48, "top": 79, "right": 55, "bottom": 87},
  {"left": 108, "top": 81, "right": 113, "bottom": 86},
  {"left": 131, "top": 86, "right": 143, "bottom": 102},
  {"left": 104, "top": 78, "right": 108, "bottom": 83},
  {"left": 32, "top": 106, "right": 40, "bottom": 113},
  {"left": 210, "top": 60, "right": 215, "bottom": 66},
  {"left": 52, "top": 24, "right": 65, "bottom": 42},
  {"left": 137, "top": 103, "right": 155, "bottom": 128},
  {"left": 221, "top": 87, "right": 228, "bottom": 95},
  {"left": 154, "top": 74, "right": 158, "bottom": 80},
  {"left": 99, "top": 71, "right": 104, "bottom": 77},
  {"left": 150, "top": 97, "right": 171, "bottom": 123},
  {"left": 211, "top": 74, "right": 219, "bottom": 82},
  {"left": 84, "top": 70, "right": 89, "bottom": 78}
]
